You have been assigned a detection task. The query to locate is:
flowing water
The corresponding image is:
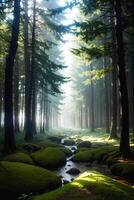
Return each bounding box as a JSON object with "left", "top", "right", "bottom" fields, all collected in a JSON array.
[{"left": 53, "top": 139, "right": 111, "bottom": 184}]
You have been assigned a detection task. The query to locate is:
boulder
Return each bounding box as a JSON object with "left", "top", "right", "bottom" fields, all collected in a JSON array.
[
  {"left": 31, "top": 147, "right": 66, "bottom": 169},
  {"left": 66, "top": 167, "right": 80, "bottom": 175}
]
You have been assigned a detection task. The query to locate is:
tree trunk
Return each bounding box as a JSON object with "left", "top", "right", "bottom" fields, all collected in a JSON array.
[
  {"left": 110, "top": 10, "right": 118, "bottom": 138},
  {"left": 14, "top": 58, "right": 20, "bottom": 133},
  {"left": 90, "top": 64, "right": 95, "bottom": 132},
  {"left": 0, "top": 87, "right": 2, "bottom": 129},
  {"left": 103, "top": 57, "right": 110, "bottom": 133},
  {"left": 4, "top": 0, "right": 21, "bottom": 153},
  {"left": 24, "top": 0, "right": 33, "bottom": 140},
  {"left": 30, "top": 0, "right": 37, "bottom": 135},
  {"left": 115, "top": 0, "right": 130, "bottom": 158}
]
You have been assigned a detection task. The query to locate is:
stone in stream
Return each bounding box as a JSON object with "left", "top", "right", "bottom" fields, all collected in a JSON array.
[
  {"left": 67, "top": 164, "right": 71, "bottom": 167},
  {"left": 63, "top": 179, "right": 70, "bottom": 184},
  {"left": 66, "top": 167, "right": 81, "bottom": 175},
  {"left": 71, "top": 146, "right": 77, "bottom": 151}
]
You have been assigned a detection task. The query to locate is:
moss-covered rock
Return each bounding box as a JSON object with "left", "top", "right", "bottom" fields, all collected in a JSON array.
[
  {"left": 31, "top": 147, "right": 66, "bottom": 169},
  {"left": 72, "top": 146, "right": 118, "bottom": 163},
  {"left": 59, "top": 147, "right": 72, "bottom": 157},
  {"left": 72, "top": 150, "right": 93, "bottom": 162},
  {"left": 106, "top": 151, "right": 119, "bottom": 167},
  {"left": 39, "top": 139, "right": 64, "bottom": 149},
  {"left": 77, "top": 141, "right": 91, "bottom": 148},
  {"left": 111, "top": 162, "right": 134, "bottom": 180},
  {"left": 22, "top": 143, "right": 41, "bottom": 153},
  {"left": 64, "top": 139, "right": 75, "bottom": 146},
  {"left": 93, "top": 147, "right": 116, "bottom": 162},
  {"left": 46, "top": 136, "right": 62, "bottom": 144},
  {"left": 32, "top": 171, "right": 134, "bottom": 200},
  {"left": 0, "top": 161, "right": 61, "bottom": 199},
  {"left": 3, "top": 152, "right": 34, "bottom": 164}
]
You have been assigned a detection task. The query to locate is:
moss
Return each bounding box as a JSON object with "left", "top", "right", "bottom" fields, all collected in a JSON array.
[
  {"left": 111, "top": 163, "right": 134, "bottom": 180},
  {"left": 31, "top": 147, "right": 66, "bottom": 169},
  {"left": 77, "top": 141, "right": 91, "bottom": 148},
  {"left": 72, "top": 150, "right": 94, "bottom": 162},
  {"left": 75, "top": 147, "right": 91, "bottom": 153},
  {"left": 22, "top": 143, "right": 41, "bottom": 153},
  {"left": 3, "top": 152, "right": 34, "bottom": 165},
  {"left": 45, "top": 136, "right": 62, "bottom": 144},
  {"left": 72, "top": 146, "right": 117, "bottom": 163},
  {"left": 93, "top": 147, "right": 116, "bottom": 162},
  {"left": 0, "top": 161, "right": 61, "bottom": 199},
  {"left": 39, "top": 139, "right": 64, "bottom": 148},
  {"left": 106, "top": 151, "right": 120, "bottom": 167},
  {"left": 32, "top": 171, "right": 134, "bottom": 200},
  {"left": 59, "top": 147, "right": 72, "bottom": 157},
  {"left": 64, "top": 139, "right": 75, "bottom": 146}
]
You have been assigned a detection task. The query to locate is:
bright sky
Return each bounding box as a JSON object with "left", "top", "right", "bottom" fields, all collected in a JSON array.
[{"left": 57, "top": 0, "right": 80, "bottom": 128}]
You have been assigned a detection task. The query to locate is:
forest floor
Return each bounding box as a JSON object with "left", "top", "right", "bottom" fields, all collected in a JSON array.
[{"left": 0, "top": 129, "right": 134, "bottom": 200}]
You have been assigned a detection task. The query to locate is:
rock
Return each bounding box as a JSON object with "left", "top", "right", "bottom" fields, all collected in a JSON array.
[
  {"left": 3, "top": 152, "right": 34, "bottom": 165},
  {"left": 64, "top": 139, "right": 75, "bottom": 146},
  {"left": 77, "top": 141, "right": 91, "bottom": 148},
  {"left": 0, "top": 161, "right": 61, "bottom": 199},
  {"left": 110, "top": 163, "right": 134, "bottom": 180},
  {"left": 46, "top": 136, "right": 62, "bottom": 143},
  {"left": 72, "top": 150, "right": 93, "bottom": 162},
  {"left": 23, "top": 143, "right": 41, "bottom": 153},
  {"left": 71, "top": 146, "right": 77, "bottom": 151},
  {"left": 31, "top": 147, "right": 66, "bottom": 169},
  {"left": 63, "top": 179, "right": 70, "bottom": 184},
  {"left": 67, "top": 164, "right": 71, "bottom": 167},
  {"left": 59, "top": 147, "right": 72, "bottom": 157},
  {"left": 66, "top": 167, "right": 80, "bottom": 175}
]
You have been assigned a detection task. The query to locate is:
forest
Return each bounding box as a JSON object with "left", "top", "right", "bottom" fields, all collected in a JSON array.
[{"left": 0, "top": 0, "right": 134, "bottom": 199}]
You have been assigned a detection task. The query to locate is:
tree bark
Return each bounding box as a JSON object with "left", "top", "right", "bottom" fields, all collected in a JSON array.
[
  {"left": 110, "top": 10, "right": 118, "bottom": 138},
  {"left": 90, "top": 64, "right": 95, "bottom": 132},
  {"left": 14, "top": 58, "right": 20, "bottom": 133},
  {"left": 4, "top": 0, "right": 21, "bottom": 153},
  {"left": 115, "top": 0, "right": 130, "bottom": 158},
  {"left": 24, "top": 0, "right": 33, "bottom": 140},
  {"left": 31, "top": 0, "right": 37, "bottom": 135}
]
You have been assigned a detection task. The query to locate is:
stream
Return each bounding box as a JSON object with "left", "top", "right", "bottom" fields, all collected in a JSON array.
[{"left": 53, "top": 138, "right": 111, "bottom": 185}]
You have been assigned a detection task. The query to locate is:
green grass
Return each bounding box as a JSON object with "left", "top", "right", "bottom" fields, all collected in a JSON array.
[
  {"left": 0, "top": 161, "right": 61, "bottom": 199},
  {"left": 32, "top": 171, "right": 134, "bottom": 200}
]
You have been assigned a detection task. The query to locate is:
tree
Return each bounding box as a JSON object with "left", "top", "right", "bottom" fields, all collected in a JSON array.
[
  {"left": 4, "top": 0, "right": 21, "bottom": 152},
  {"left": 115, "top": 0, "right": 130, "bottom": 158}
]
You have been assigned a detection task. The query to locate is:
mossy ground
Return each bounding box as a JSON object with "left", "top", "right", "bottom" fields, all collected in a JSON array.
[
  {"left": 32, "top": 171, "right": 134, "bottom": 200},
  {"left": 0, "top": 161, "right": 61, "bottom": 199},
  {"left": 0, "top": 129, "right": 134, "bottom": 199}
]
